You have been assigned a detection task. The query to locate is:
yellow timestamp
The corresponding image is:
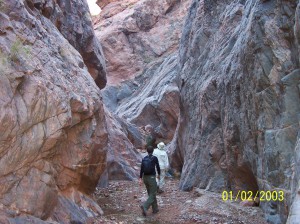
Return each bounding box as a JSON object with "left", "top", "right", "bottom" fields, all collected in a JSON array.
[{"left": 222, "top": 190, "right": 284, "bottom": 202}]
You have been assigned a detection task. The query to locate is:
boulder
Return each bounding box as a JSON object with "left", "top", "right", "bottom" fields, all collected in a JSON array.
[{"left": 104, "top": 108, "right": 142, "bottom": 181}]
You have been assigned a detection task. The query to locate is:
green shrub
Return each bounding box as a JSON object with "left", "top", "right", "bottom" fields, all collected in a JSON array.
[
  {"left": 10, "top": 39, "right": 31, "bottom": 63},
  {"left": 0, "top": 0, "right": 7, "bottom": 12}
]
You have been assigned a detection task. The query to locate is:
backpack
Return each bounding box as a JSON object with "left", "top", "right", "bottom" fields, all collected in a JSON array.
[{"left": 142, "top": 155, "right": 155, "bottom": 175}]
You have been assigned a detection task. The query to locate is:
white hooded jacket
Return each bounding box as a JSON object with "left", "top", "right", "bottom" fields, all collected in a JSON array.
[{"left": 153, "top": 142, "right": 169, "bottom": 170}]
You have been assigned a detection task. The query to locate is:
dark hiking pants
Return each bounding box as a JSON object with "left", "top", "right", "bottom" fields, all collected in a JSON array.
[{"left": 142, "top": 175, "right": 158, "bottom": 211}]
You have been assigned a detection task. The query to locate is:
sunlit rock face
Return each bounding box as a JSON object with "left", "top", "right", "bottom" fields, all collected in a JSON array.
[
  {"left": 169, "top": 0, "right": 300, "bottom": 223},
  {"left": 0, "top": 0, "right": 108, "bottom": 223},
  {"left": 94, "top": 0, "right": 191, "bottom": 86}
]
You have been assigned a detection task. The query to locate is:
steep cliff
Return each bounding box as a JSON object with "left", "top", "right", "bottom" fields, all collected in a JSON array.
[
  {"left": 44, "top": 0, "right": 107, "bottom": 89},
  {"left": 94, "top": 0, "right": 191, "bottom": 85},
  {"left": 115, "top": 54, "right": 181, "bottom": 144},
  {"left": 95, "top": 0, "right": 191, "bottom": 146},
  {"left": 169, "top": 0, "right": 300, "bottom": 223},
  {"left": 0, "top": 0, "right": 109, "bottom": 223}
]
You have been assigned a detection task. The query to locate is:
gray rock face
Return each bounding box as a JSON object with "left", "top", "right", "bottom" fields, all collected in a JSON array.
[
  {"left": 171, "top": 0, "right": 300, "bottom": 223},
  {"left": 0, "top": 0, "right": 108, "bottom": 223},
  {"left": 102, "top": 56, "right": 180, "bottom": 149},
  {"left": 116, "top": 54, "right": 181, "bottom": 144},
  {"left": 104, "top": 108, "right": 141, "bottom": 181},
  {"left": 38, "top": 0, "right": 107, "bottom": 89},
  {"left": 96, "top": 0, "right": 190, "bottom": 146}
]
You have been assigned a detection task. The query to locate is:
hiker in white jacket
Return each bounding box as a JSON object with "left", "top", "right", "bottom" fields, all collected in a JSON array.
[{"left": 153, "top": 142, "right": 169, "bottom": 193}]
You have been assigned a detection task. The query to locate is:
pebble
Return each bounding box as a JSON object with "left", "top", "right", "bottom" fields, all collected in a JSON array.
[{"left": 136, "top": 217, "right": 145, "bottom": 223}]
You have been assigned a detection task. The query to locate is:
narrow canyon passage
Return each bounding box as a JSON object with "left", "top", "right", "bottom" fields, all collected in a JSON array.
[
  {"left": 93, "top": 177, "right": 268, "bottom": 224},
  {"left": 0, "top": 0, "right": 300, "bottom": 223},
  {"left": 90, "top": 0, "right": 300, "bottom": 224}
]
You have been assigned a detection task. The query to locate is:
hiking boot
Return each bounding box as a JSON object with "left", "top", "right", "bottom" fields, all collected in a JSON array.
[
  {"left": 140, "top": 205, "right": 147, "bottom": 216},
  {"left": 157, "top": 189, "right": 164, "bottom": 194},
  {"left": 153, "top": 209, "right": 159, "bottom": 214}
]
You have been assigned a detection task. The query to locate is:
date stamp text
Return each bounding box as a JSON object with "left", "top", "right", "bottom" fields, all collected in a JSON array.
[{"left": 222, "top": 190, "right": 284, "bottom": 202}]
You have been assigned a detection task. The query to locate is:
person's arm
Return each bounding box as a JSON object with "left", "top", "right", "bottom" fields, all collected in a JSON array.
[
  {"left": 155, "top": 157, "right": 161, "bottom": 177},
  {"left": 139, "top": 160, "right": 144, "bottom": 185}
]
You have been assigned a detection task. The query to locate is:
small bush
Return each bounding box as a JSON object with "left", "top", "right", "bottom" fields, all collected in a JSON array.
[
  {"left": 0, "top": 0, "right": 7, "bottom": 12},
  {"left": 0, "top": 50, "right": 8, "bottom": 65},
  {"left": 10, "top": 39, "right": 31, "bottom": 63},
  {"left": 0, "top": 49, "right": 10, "bottom": 75}
]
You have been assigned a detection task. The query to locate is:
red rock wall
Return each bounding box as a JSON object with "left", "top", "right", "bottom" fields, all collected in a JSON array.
[
  {"left": 96, "top": 0, "right": 191, "bottom": 146},
  {"left": 95, "top": 0, "right": 191, "bottom": 85},
  {"left": 0, "top": 0, "right": 109, "bottom": 223}
]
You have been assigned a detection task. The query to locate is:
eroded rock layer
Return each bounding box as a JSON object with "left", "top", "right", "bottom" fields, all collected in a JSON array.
[
  {"left": 45, "top": 0, "right": 107, "bottom": 89},
  {"left": 115, "top": 54, "right": 181, "bottom": 144},
  {"left": 170, "top": 0, "right": 300, "bottom": 223},
  {"left": 0, "top": 0, "right": 108, "bottom": 223},
  {"left": 95, "top": 0, "right": 191, "bottom": 146},
  {"left": 95, "top": 0, "right": 191, "bottom": 85},
  {"left": 103, "top": 108, "right": 142, "bottom": 182}
]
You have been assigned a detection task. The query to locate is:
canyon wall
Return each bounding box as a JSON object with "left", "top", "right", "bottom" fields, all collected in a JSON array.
[
  {"left": 46, "top": 0, "right": 107, "bottom": 89},
  {"left": 2, "top": 0, "right": 299, "bottom": 223},
  {"left": 115, "top": 54, "right": 181, "bottom": 144},
  {"left": 169, "top": 0, "right": 300, "bottom": 223},
  {"left": 95, "top": 0, "right": 191, "bottom": 85},
  {"left": 0, "top": 0, "right": 134, "bottom": 223},
  {"left": 102, "top": 108, "right": 141, "bottom": 182},
  {"left": 96, "top": 0, "right": 191, "bottom": 146}
]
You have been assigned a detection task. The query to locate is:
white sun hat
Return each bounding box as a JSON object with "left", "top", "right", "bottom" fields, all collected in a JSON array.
[{"left": 157, "top": 142, "right": 165, "bottom": 150}]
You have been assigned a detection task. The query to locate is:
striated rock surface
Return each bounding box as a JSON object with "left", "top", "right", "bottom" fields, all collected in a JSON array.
[
  {"left": 115, "top": 54, "right": 181, "bottom": 144},
  {"left": 103, "top": 107, "right": 141, "bottom": 182},
  {"left": 95, "top": 0, "right": 190, "bottom": 146},
  {"left": 0, "top": 0, "right": 109, "bottom": 223},
  {"left": 96, "top": 0, "right": 119, "bottom": 9},
  {"left": 287, "top": 122, "right": 300, "bottom": 223},
  {"left": 94, "top": 0, "right": 191, "bottom": 85},
  {"left": 169, "top": 0, "right": 300, "bottom": 223},
  {"left": 37, "top": 0, "right": 107, "bottom": 89}
]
